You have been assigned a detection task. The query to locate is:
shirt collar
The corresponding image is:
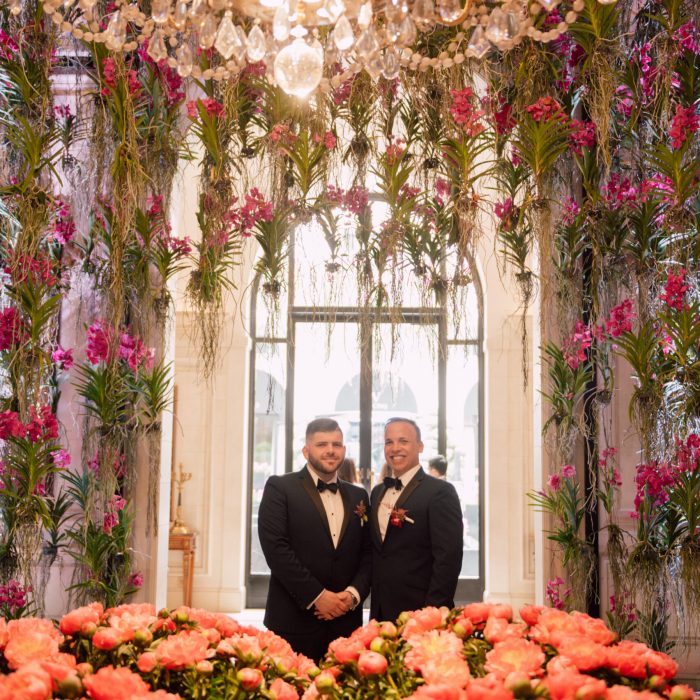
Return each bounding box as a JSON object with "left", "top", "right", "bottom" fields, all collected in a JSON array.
[
  {"left": 391, "top": 464, "right": 421, "bottom": 487},
  {"left": 306, "top": 464, "right": 338, "bottom": 486}
]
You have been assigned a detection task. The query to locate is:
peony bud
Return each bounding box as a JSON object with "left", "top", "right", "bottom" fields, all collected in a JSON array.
[
  {"left": 133, "top": 628, "right": 153, "bottom": 645},
  {"left": 648, "top": 676, "right": 667, "bottom": 692},
  {"left": 669, "top": 685, "right": 695, "bottom": 700},
  {"left": 80, "top": 621, "right": 97, "bottom": 638},
  {"left": 357, "top": 651, "right": 388, "bottom": 676},
  {"left": 505, "top": 671, "right": 531, "bottom": 695},
  {"left": 380, "top": 621, "right": 398, "bottom": 638},
  {"left": 307, "top": 665, "right": 321, "bottom": 679},
  {"left": 369, "top": 636, "right": 386, "bottom": 654},
  {"left": 314, "top": 671, "right": 337, "bottom": 692},
  {"left": 92, "top": 627, "right": 123, "bottom": 650},
  {"left": 397, "top": 611, "right": 410, "bottom": 626},
  {"left": 137, "top": 652, "right": 158, "bottom": 673},
  {"left": 196, "top": 660, "right": 214, "bottom": 675},
  {"left": 76, "top": 663, "right": 93, "bottom": 676},
  {"left": 174, "top": 609, "right": 189, "bottom": 624},
  {"left": 238, "top": 667, "right": 264, "bottom": 691},
  {"left": 158, "top": 607, "right": 170, "bottom": 618},
  {"left": 452, "top": 621, "right": 472, "bottom": 639},
  {"left": 57, "top": 675, "right": 83, "bottom": 699}
]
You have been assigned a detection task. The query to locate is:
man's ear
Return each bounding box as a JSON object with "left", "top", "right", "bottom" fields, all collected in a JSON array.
[
  {"left": 302, "top": 444, "right": 309, "bottom": 460},
  {"left": 418, "top": 441, "right": 424, "bottom": 453}
]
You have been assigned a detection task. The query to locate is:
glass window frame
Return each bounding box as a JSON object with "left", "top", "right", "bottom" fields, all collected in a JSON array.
[{"left": 246, "top": 238, "right": 485, "bottom": 608}]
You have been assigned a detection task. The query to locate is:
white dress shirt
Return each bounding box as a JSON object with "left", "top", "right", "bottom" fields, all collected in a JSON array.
[
  {"left": 306, "top": 466, "right": 343, "bottom": 547},
  {"left": 379, "top": 464, "right": 422, "bottom": 541},
  {"left": 306, "top": 466, "right": 360, "bottom": 609}
]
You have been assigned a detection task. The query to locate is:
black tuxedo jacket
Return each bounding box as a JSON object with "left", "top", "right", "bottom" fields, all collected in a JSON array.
[
  {"left": 258, "top": 468, "right": 372, "bottom": 640},
  {"left": 369, "top": 467, "right": 463, "bottom": 622}
]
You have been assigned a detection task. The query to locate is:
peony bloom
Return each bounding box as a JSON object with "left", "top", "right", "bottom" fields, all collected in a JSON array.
[
  {"left": 60, "top": 602, "right": 104, "bottom": 636},
  {"left": 460, "top": 602, "right": 492, "bottom": 627},
  {"left": 483, "top": 617, "right": 526, "bottom": 645},
  {"left": 404, "top": 629, "right": 464, "bottom": 673},
  {"left": 82, "top": 666, "right": 152, "bottom": 700},
  {"left": 406, "top": 685, "right": 467, "bottom": 700},
  {"left": 237, "top": 667, "right": 264, "bottom": 690},
  {"left": 554, "top": 635, "right": 608, "bottom": 671},
  {"left": 137, "top": 652, "right": 158, "bottom": 673},
  {"left": 543, "top": 669, "right": 608, "bottom": 700},
  {"left": 484, "top": 638, "right": 546, "bottom": 679},
  {"left": 328, "top": 635, "right": 365, "bottom": 663},
  {"left": 269, "top": 678, "right": 299, "bottom": 700},
  {"left": 466, "top": 675, "right": 515, "bottom": 700},
  {"left": 350, "top": 620, "right": 381, "bottom": 648},
  {"left": 4, "top": 618, "right": 63, "bottom": 670},
  {"left": 357, "top": 650, "right": 388, "bottom": 676},
  {"left": 401, "top": 606, "right": 445, "bottom": 639},
  {"left": 91, "top": 627, "right": 123, "bottom": 651},
  {"left": 154, "top": 630, "right": 211, "bottom": 670},
  {"left": 0, "top": 661, "right": 53, "bottom": 700},
  {"left": 519, "top": 605, "right": 544, "bottom": 627},
  {"left": 421, "top": 655, "right": 471, "bottom": 688}
]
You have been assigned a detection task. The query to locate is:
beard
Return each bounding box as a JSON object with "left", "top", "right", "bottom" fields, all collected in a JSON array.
[{"left": 307, "top": 452, "right": 342, "bottom": 476}]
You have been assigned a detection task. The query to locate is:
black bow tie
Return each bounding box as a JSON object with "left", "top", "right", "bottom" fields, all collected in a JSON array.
[
  {"left": 317, "top": 481, "right": 338, "bottom": 494},
  {"left": 383, "top": 476, "right": 403, "bottom": 491}
]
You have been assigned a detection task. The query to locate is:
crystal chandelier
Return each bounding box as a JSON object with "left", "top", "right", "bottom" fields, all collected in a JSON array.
[{"left": 34, "top": 0, "right": 612, "bottom": 98}]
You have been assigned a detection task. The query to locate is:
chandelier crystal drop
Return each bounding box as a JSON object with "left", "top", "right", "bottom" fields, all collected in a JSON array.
[{"left": 40, "top": 0, "right": 615, "bottom": 96}]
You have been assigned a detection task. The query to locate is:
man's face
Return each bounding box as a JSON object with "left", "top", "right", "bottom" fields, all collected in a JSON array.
[
  {"left": 384, "top": 421, "right": 423, "bottom": 477},
  {"left": 303, "top": 430, "right": 346, "bottom": 478}
]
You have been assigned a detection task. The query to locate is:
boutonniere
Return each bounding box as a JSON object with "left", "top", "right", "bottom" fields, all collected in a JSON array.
[
  {"left": 390, "top": 507, "right": 414, "bottom": 528},
  {"left": 354, "top": 500, "right": 368, "bottom": 526}
]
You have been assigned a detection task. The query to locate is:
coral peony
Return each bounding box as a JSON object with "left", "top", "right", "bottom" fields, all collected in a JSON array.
[
  {"left": 357, "top": 650, "right": 389, "bottom": 676},
  {"left": 4, "top": 618, "right": 62, "bottom": 669},
  {"left": 82, "top": 666, "right": 152, "bottom": 700},
  {"left": 404, "top": 629, "right": 463, "bottom": 673},
  {"left": 421, "top": 656, "right": 471, "bottom": 688},
  {"left": 154, "top": 630, "right": 211, "bottom": 670},
  {"left": 270, "top": 678, "right": 299, "bottom": 700},
  {"left": 519, "top": 605, "right": 544, "bottom": 627},
  {"left": 137, "top": 652, "right": 158, "bottom": 673},
  {"left": 329, "top": 635, "right": 365, "bottom": 663},
  {"left": 466, "top": 675, "right": 515, "bottom": 700},
  {"left": 238, "top": 667, "right": 264, "bottom": 690},
  {"left": 484, "top": 638, "right": 546, "bottom": 679},
  {"left": 555, "top": 636, "right": 608, "bottom": 672},
  {"left": 91, "top": 627, "right": 123, "bottom": 651},
  {"left": 60, "top": 602, "right": 104, "bottom": 636},
  {"left": 0, "top": 661, "right": 53, "bottom": 700}
]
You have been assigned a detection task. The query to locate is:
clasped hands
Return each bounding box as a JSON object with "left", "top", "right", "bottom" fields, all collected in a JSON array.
[{"left": 313, "top": 589, "right": 354, "bottom": 621}]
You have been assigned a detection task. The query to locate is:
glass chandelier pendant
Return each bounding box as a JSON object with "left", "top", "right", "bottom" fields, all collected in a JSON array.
[{"left": 274, "top": 36, "right": 324, "bottom": 98}]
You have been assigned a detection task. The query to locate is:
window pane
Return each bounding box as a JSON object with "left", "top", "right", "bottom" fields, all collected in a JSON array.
[
  {"left": 447, "top": 344, "right": 480, "bottom": 578},
  {"left": 447, "top": 283, "right": 479, "bottom": 340},
  {"left": 370, "top": 323, "right": 439, "bottom": 486},
  {"left": 250, "top": 344, "right": 286, "bottom": 575},
  {"left": 292, "top": 322, "right": 361, "bottom": 468}
]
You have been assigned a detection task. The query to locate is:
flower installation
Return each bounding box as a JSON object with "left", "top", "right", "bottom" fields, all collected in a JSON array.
[
  {"left": 0, "top": 602, "right": 697, "bottom": 699},
  {"left": 1, "top": 0, "right": 700, "bottom": 673}
]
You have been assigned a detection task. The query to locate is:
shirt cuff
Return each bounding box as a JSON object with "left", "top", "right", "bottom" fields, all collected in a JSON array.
[
  {"left": 345, "top": 586, "right": 360, "bottom": 609},
  {"left": 307, "top": 589, "right": 326, "bottom": 610}
]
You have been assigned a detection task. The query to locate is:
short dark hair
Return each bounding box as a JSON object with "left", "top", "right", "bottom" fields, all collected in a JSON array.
[
  {"left": 306, "top": 418, "right": 342, "bottom": 440},
  {"left": 384, "top": 417, "right": 421, "bottom": 442},
  {"left": 428, "top": 455, "right": 448, "bottom": 476}
]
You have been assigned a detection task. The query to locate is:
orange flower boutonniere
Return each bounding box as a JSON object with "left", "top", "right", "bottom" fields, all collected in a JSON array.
[
  {"left": 390, "top": 507, "right": 414, "bottom": 528},
  {"left": 354, "top": 500, "right": 368, "bottom": 526}
]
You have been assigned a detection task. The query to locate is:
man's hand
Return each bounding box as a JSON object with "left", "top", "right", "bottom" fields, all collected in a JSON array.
[{"left": 314, "top": 590, "right": 352, "bottom": 620}]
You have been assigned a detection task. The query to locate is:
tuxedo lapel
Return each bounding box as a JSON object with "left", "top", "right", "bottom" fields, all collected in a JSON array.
[
  {"left": 299, "top": 468, "right": 333, "bottom": 544},
  {"left": 337, "top": 483, "right": 352, "bottom": 544},
  {"left": 395, "top": 467, "right": 425, "bottom": 510}
]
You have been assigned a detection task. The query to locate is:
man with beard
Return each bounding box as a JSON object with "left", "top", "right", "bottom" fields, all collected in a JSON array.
[{"left": 258, "top": 418, "right": 371, "bottom": 661}]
